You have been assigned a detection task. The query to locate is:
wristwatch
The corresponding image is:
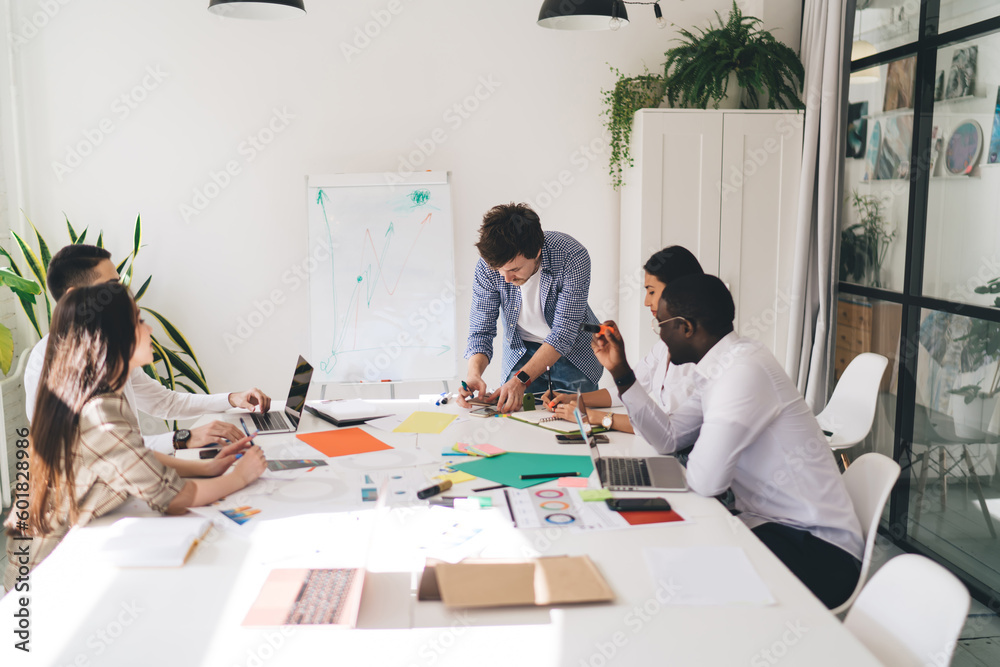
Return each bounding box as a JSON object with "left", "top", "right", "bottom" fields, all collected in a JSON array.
[
  {"left": 173, "top": 429, "right": 192, "bottom": 450},
  {"left": 515, "top": 370, "right": 531, "bottom": 386},
  {"left": 601, "top": 413, "right": 614, "bottom": 430}
]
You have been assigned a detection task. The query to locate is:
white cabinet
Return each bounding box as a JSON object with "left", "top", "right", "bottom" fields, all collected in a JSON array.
[{"left": 619, "top": 109, "right": 803, "bottom": 372}]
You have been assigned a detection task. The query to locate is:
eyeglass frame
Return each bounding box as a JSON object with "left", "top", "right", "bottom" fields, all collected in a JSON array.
[{"left": 651, "top": 315, "right": 688, "bottom": 335}]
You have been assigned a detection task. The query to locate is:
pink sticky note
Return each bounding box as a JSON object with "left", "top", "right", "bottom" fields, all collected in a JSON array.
[{"left": 557, "top": 477, "right": 589, "bottom": 488}]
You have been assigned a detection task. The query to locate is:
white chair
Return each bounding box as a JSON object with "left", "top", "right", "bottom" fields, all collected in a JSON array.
[
  {"left": 817, "top": 352, "right": 888, "bottom": 468},
  {"left": 831, "top": 452, "right": 901, "bottom": 616},
  {"left": 0, "top": 349, "right": 32, "bottom": 509},
  {"left": 844, "top": 554, "right": 969, "bottom": 666}
]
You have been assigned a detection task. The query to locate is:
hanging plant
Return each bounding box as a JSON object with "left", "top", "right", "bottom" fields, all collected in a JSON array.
[{"left": 601, "top": 65, "right": 666, "bottom": 190}]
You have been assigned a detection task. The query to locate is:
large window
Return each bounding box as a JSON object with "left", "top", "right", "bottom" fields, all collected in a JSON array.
[{"left": 839, "top": 0, "right": 1000, "bottom": 603}]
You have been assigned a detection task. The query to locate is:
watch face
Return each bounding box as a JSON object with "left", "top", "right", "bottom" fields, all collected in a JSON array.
[
  {"left": 602, "top": 414, "right": 613, "bottom": 428},
  {"left": 175, "top": 429, "right": 191, "bottom": 442},
  {"left": 516, "top": 370, "right": 531, "bottom": 385}
]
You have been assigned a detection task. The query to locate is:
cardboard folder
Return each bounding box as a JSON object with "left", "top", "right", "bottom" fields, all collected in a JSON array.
[{"left": 419, "top": 556, "right": 614, "bottom": 608}]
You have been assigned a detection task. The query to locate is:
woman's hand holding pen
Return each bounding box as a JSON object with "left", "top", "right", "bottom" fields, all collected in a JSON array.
[
  {"left": 199, "top": 434, "right": 256, "bottom": 477},
  {"left": 543, "top": 391, "right": 575, "bottom": 411},
  {"left": 233, "top": 445, "right": 267, "bottom": 485}
]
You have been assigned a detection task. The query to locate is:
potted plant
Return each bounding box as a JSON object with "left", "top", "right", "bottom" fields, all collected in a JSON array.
[
  {"left": 662, "top": 1, "right": 804, "bottom": 110},
  {"left": 839, "top": 190, "right": 895, "bottom": 287},
  {"left": 0, "top": 215, "right": 210, "bottom": 418},
  {"left": 601, "top": 66, "right": 666, "bottom": 190},
  {"left": 947, "top": 283, "right": 1000, "bottom": 436}
]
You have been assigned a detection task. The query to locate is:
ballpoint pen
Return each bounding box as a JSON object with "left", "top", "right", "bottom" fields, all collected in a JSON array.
[{"left": 546, "top": 366, "right": 554, "bottom": 406}]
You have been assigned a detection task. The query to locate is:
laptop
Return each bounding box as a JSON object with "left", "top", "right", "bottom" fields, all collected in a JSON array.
[
  {"left": 248, "top": 355, "right": 314, "bottom": 434},
  {"left": 573, "top": 391, "right": 687, "bottom": 492}
]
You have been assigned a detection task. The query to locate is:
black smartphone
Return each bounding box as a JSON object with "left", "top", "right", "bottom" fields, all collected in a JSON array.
[
  {"left": 199, "top": 448, "right": 222, "bottom": 459},
  {"left": 555, "top": 433, "right": 609, "bottom": 444},
  {"left": 605, "top": 497, "right": 671, "bottom": 512}
]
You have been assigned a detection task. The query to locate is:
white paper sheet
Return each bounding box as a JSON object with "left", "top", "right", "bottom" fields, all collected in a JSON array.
[{"left": 643, "top": 546, "right": 775, "bottom": 606}]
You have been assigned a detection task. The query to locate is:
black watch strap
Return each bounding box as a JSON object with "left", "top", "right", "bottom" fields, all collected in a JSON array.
[{"left": 614, "top": 369, "right": 637, "bottom": 389}]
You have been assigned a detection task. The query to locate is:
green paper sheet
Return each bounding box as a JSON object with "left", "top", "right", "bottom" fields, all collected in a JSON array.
[{"left": 449, "top": 452, "right": 594, "bottom": 489}]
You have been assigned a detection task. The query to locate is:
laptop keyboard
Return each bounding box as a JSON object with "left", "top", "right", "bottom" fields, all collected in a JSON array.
[
  {"left": 286, "top": 568, "right": 359, "bottom": 625},
  {"left": 605, "top": 457, "right": 652, "bottom": 487},
  {"left": 251, "top": 411, "right": 291, "bottom": 432}
]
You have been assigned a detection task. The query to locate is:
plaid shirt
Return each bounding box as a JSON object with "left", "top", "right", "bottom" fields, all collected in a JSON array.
[
  {"left": 4, "top": 395, "right": 184, "bottom": 592},
  {"left": 465, "top": 231, "right": 603, "bottom": 385}
]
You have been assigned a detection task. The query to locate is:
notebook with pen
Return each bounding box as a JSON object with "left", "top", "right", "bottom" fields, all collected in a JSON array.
[{"left": 505, "top": 409, "right": 584, "bottom": 434}]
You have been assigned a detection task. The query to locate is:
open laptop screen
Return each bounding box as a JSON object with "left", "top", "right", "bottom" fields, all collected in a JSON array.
[{"left": 285, "top": 356, "right": 314, "bottom": 418}]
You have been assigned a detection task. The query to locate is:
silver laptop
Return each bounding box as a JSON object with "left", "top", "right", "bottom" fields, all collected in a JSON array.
[
  {"left": 574, "top": 392, "right": 686, "bottom": 492},
  {"left": 249, "top": 356, "right": 313, "bottom": 434}
]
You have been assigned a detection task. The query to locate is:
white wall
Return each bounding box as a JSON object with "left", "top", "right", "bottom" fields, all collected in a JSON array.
[{"left": 3, "top": 0, "right": 801, "bottom": 395}]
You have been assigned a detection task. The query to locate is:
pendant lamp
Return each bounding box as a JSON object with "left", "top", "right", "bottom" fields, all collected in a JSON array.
[
  {"left": 537, "top": 0, "right": 629, "bottom": 31},
  {"left": 208, "top": 0, "right": 306, "bottom": 20}
]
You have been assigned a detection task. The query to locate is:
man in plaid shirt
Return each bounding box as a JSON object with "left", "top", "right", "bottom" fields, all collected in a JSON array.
[{"left": 457, "top": 203, "right": 603, "bottom": 413}]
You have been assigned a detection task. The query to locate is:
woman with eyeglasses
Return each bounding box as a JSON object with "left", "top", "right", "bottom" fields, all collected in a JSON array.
[{"left": 542, "top": 246, "right": 704, "bottom": 433}]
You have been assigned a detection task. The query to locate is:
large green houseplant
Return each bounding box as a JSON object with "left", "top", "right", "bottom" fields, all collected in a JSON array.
[
  {"left": 662, "top": 1, "right": 804, "bottom": 110},
  {"left": 0, "top": 214, "right": 210, "bottom": 403}
]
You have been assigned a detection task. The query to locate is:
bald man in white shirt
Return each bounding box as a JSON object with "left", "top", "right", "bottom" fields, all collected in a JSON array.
[
  {"left": 591, "top": 274, "right": 863, "bottom": 609},
  {"left": 24, "top": 244, "right": 271, "bottom": 454}
]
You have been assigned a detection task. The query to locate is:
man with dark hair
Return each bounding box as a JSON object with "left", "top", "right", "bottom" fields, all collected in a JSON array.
[
  {"left": 590, "top": 274, "right": 864, "bottom": 609},
  {"left": 458, "top": 203, "right": 602, "bottom": 413},
  {"left": 25, "top": 244, "right": 272, "bottom": 454}
]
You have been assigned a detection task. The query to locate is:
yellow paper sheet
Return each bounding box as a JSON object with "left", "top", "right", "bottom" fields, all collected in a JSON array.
[
  {"left": 393, "top": 412, "right": 458, "bottom": 434},
  {"left": 433, "top": 471, "right": 478, "bottom": 485}
]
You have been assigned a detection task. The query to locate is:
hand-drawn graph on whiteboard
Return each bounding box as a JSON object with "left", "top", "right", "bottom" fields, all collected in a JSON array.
[{"left": 307, "top": 172, "right": 456, "bottom": 383}]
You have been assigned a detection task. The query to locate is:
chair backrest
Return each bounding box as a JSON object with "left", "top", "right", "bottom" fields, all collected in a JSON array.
[
  {"left": 816, "top": 353, "right": 888, "bottom": 450},
  {"left": 844, "top": 554, "right": 969, "bottom": 666},
  {"left": 0, "top": 348, "right": 32, "bottom": 510},
  {"left": 831, "top": 452, "right": 901, "bottom": 615}
]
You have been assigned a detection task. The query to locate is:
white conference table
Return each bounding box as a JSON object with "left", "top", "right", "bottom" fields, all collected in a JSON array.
[{"left": 1, "top": 399, "right": 879, "bottom": 666}]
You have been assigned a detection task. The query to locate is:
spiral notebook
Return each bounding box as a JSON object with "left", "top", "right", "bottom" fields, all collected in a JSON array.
[{"left": 504, "top": 410, "right": 581, "bottom": 433}]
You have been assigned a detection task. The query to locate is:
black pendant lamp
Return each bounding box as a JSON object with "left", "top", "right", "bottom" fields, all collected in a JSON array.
[
  {"left": 537, "top": 0, "right": 629, "bottom": 31},
  {"left": 208, "top": 0, "right": 306, "bottom": 20}
]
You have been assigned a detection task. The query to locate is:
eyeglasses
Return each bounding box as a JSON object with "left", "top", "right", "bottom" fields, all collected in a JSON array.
[{"left": 651, "top": 316, "right": 686, "bottom": 335}]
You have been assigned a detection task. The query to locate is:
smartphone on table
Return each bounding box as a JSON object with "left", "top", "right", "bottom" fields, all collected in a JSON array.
[
  {"left": 605, "top": 497, "right": 671, "bottom": 512},
  {"left": 469, "top": 406, "right": 500, "bottom": 418},
  {"left": 555, "top": 433, "right": 609, "bottom": 444}
]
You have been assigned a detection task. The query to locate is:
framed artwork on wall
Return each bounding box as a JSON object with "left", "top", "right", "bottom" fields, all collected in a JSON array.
[
  {"left": 989, "top": 88, "right": 1000, "bottom": 165},
  {"left": 945, "top": 120, "right": 983, "bottom": 175},
  {"left": 883, "top": 56, "right": 916, "bottom": 111},
  {"left": 945, "top": 46, "right": 978, "bottom": 99},
  {"left": 876, "top": 114, "right": 913, "bottom": 179},
  {"left": 864, "top": 120, "right": 881, "bottom": 182},
  {"left": 847, "top": 102, "right": 868, "bottom": 159}
]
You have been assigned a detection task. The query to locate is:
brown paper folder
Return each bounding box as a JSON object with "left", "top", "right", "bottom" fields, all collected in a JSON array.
[{"left": 425, "top": 556, "right": 613, "bottom": 608}]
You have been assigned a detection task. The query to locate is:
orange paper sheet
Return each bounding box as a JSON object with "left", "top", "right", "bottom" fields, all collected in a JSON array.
[
  {"left": 296, "top": 428, "right": 393, "bottom": 458},
  {"left": 619, "top": 510, "right": 684, "bottom": 526}
]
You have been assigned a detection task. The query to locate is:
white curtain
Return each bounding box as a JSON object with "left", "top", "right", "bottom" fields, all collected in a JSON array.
[{"left": 785, "top": 0, "right": 855, "bottom": 411}]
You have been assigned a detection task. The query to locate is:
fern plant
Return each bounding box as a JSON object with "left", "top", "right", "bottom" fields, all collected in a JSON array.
[
  {"left": 0, "top": 214, "right": 210, "bottom": 406},
  {"left": 601, "top": 65, "right": 666, "bottom": 190},
  {"left": 663, "top": 1, "right": 804, "bottom": 110}
]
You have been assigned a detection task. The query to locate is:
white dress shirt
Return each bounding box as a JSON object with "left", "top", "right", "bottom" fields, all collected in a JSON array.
[
  {"left": 621, "top": 333, "right": 864, "bottom": 560},
  {"left": 25, "top": 335, "right": 233, "bottom": 454},
  {"left": 632, "top": 339, "right": 697, "bottom": 415}
]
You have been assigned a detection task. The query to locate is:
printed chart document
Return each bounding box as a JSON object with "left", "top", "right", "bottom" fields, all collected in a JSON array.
[
  {"left": 643, "top": 546, "right": 775, "bottom": 606},
  {"left": 100, "top": 517, "right": 212, "bottom": 567}
]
